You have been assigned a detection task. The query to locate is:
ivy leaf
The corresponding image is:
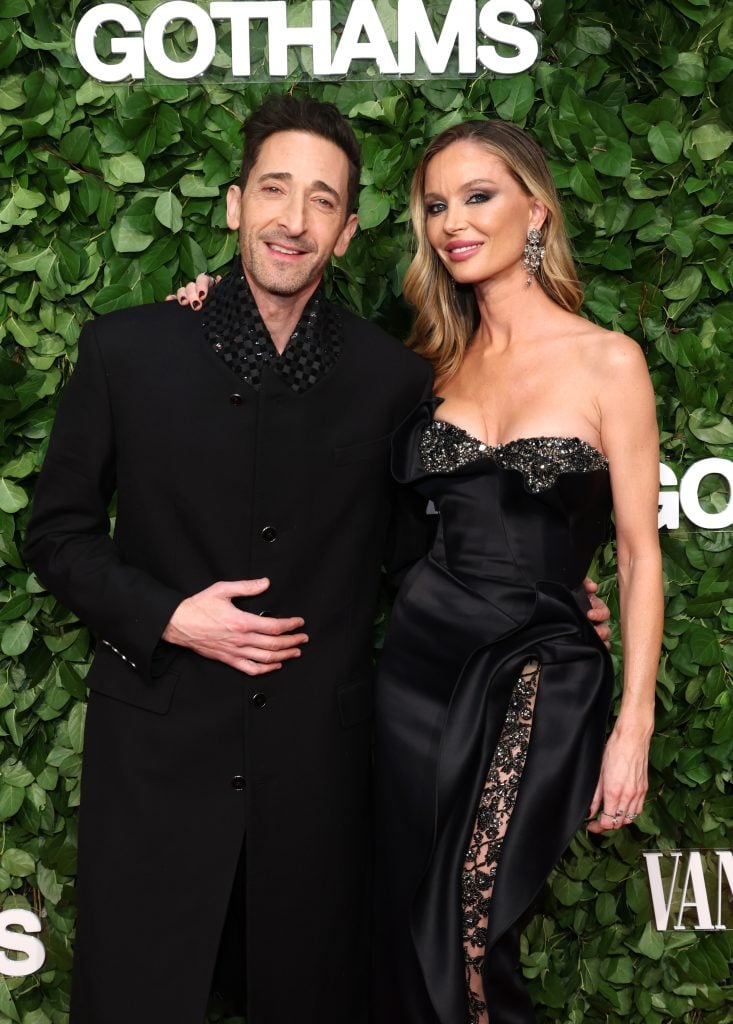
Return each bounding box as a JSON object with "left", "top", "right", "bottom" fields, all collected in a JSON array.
[
  {"left": 154, "top": 192, "right": 183, "bottom": 234},
  {"left": 110, "top": 219, "right": 154, "bottom": 254},
  {"left": 661, "top": 52, "right": 706, "bottom": 95},
  {"left": 490, "top": 75, "right": 535, "bottom": 122},
  {"left": 688, "top": 409, "right": 733, "bottom": 445},
  {"left": 687, "top": 624, "right": 722, "bottom": 666},
  {"left": 1, "top": 620, "right": 33, "bottom": 656},
  {"left": 663, "top": 267, "right": 703, "bottom": 300},
  {"left": 591, "top": 140, "right": 632, "bottom": 178},
  {"left": 690, "top": 123, "right": 733, "bottom": 160},
  {"left": 358, "top": 186, "right": 390, "bottom": 229},
  {"left": 67, "top": 701, "right": 86, "bottom": 754},
  {"left": 648, "top": 122, "right": 683, "bottom": 163},
  {"left": 106, "top": 153, "right": 146, "bottom": 185},
  {"left": 0, "top": 784, "right": 24, "bottom": 820},
  {"left": 0, "top": 477, "right": 28, "bottom": 514},
  {"left": 1, "top": 847, "right": 35, "bottom": 876},
  {"left": 569, "top": 162, "right": 604, "bottom": 203}
]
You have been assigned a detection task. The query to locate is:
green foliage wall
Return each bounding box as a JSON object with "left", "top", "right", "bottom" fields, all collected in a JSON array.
[{"left": 1, "top": 1, "right": 732, "bottom": 1021}]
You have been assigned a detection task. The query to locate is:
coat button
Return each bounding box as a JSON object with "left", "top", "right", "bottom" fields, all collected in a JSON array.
[
  {"left": 231, "top": 775, "right": 245, "bottom": 790},
  {"left": 261, "top": 525, "right": 277, "bottom": 543},
  {"left": 230, "top": 393, "right": 243, "bottom": 405},
  {"left": 252, "top": 693, "right": 267, "bottom": 709}
]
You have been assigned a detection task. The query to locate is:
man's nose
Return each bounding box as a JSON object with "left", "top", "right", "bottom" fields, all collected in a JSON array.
[{"left": 278, "top": 192, "right": 307, "bottom": 236}]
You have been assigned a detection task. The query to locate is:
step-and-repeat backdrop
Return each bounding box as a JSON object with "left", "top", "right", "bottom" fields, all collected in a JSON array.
[{"left": 0, "top": 2, "right": 730, "bottom": 1021}]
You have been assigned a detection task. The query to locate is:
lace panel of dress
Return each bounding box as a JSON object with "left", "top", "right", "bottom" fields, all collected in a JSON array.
[
  {"left": 419, "top": 421, "right": 608, "bottom": 494},
  {"left": 462, "top": 659, "right": 540, "bottom": 1024}
]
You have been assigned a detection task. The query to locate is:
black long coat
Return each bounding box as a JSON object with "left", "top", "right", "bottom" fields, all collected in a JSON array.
[{"left": 24, "top": 299, "right": 432, "bottom": 1024}]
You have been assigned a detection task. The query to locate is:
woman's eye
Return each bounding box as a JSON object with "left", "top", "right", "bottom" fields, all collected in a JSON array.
[
  {"left": 467, "top": 191, "right": 491, "bottom": 204},
  {"left": 425, "top": 202, "right": 446, "bottom": 216}
]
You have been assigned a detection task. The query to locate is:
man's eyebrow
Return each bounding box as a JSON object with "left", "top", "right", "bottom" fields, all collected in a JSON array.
[{"left": 257, "top": 171, "right": 342, "bottom": 203}]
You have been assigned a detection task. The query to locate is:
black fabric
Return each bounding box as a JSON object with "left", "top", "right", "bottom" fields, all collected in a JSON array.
[
  {"left": 201, "top": 260, "right": 342, "bottom": 393},
  {"left": 374, "top": 397, "right": 615, "bottom": 1024},
  {"left": 23, "top": 299, "right": 433, "bottom": 1024}
]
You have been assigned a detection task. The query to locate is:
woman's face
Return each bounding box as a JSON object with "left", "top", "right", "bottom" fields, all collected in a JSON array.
[{"left": 422, "top": 140, "right": 546, "bottom": 288}]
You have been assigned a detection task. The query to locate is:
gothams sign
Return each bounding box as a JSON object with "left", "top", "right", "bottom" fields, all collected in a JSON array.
[{"left": 74, "top": 0, "right": 541, "bottom": 82}]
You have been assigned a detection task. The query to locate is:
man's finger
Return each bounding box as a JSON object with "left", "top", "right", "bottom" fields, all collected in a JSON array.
[
  {"left": 255, "top": 614, "right": 308, "bottom": 635},
  {"left": 213, "top": 578, "right": 271, "bottom": 599},
  {"left": 239, "top": 645, "right": 303, "bottom": 664},
  {"left": 243, "top": 631, "right": 309, "bottom": 651}
]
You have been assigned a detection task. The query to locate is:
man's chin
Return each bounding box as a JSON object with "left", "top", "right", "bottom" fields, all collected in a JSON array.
[{"left": 249, "top": 264, "right": 322, "bottom": 299}]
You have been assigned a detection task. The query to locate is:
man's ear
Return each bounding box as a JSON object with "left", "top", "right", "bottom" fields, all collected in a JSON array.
[
  {"left": 226, "top": 185, "right": 242, "bottom": 230},
  {"left": 333, "top": 212, "right": 359, "bottom": 259}
]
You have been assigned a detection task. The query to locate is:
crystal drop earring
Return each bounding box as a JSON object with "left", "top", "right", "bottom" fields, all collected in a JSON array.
[{"left": 523, "top": 228, "right": 545, "bottom": 286}]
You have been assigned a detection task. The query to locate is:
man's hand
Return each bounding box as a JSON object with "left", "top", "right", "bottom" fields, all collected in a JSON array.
[
  {"left": 583, "top": 577, "right": 612, "bottom": 649},
  {"left": 162, "top": 578, "right": 308, "bottom": 675}
]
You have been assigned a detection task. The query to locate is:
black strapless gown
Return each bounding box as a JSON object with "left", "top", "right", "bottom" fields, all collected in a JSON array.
[{"left": 374, "top": 398, "right": 615, "bottom": 1024}]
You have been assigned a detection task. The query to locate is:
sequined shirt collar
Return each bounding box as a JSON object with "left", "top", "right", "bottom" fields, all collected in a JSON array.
[{"left": 200, "top": 261, "right": 343, "bottom": 393}]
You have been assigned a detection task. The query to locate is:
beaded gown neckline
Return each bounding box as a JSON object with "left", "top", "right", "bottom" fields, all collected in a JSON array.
[{"left": 419, "top": 417, "right": 609, "bottom": 494}]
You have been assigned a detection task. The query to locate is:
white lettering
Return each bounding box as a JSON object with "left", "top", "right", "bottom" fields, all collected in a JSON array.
[
  {"left": 210, "top": 1, "right": 262, "bottom": 76},
  {"left": 331, "top": 0, "right": 399, "bottom": 74},
  {"left": 642, "top": 851, "right": 682, "bottom": 931},
  {"left": 658, "top": 462, "right": 680, "bottom": 530},
  {"left": 716, "top": 851, "right": 733, "bottom": 930},
  {"left": 266, "top": 0, "right": 333, "bottom": 76},
  {"left": 680, "top": 458, "right": 733, "bottom": 530},
  {"left": 74, "top": 1, "right": 544, "bottom": 81},
  {"left": 74, "top": 3, "right": 144, "bottom": 82},
  {"left": 477, "top": 0, "right": 538, "bottom": 74},
  {"left": 0, "top": 909, "right": 46, "bottom": 978},
  {"left": 397, "top": 0, "right": 476, "bottom": 74},
  {"left": 144, "top": 1, "right": 216, "bottom": 79},
  {"left": 675, "top": 851, "right": 714, "bottom": 930}
]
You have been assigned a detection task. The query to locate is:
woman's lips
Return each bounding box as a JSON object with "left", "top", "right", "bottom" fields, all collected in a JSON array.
[{"left": 444, "top": 241, "right": 483, "bottom": 261}]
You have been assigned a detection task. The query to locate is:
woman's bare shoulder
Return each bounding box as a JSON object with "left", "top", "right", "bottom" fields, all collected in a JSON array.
[{"left": 561, "top": 318, "right": 648, "bottom": 376}]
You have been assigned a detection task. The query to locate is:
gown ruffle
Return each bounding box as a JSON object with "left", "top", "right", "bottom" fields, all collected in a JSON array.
[{"left": 374, "top": 398, "right": 615, "bottom": 1024}]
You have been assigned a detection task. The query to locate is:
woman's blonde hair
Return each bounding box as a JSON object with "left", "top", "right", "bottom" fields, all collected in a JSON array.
[{"left": 403, "top": 120, "right": 583, "bottom": 380}]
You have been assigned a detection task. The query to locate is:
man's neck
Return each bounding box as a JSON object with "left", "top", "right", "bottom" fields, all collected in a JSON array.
[{"left": 243, "top": 268, "right": 322, "bottom": 354}]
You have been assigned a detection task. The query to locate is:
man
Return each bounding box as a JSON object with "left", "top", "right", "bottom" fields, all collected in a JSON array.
[
  {"left": 25, "top": 96, "right": 432, "bottom": 1024},
  {"left": 26, "top": 96, "right": 609, "bottom": 1023}
]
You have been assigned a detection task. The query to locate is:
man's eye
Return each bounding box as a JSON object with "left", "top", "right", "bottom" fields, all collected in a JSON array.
[{"left": 316, "top": 197, "right": 334, "bottom": 208}]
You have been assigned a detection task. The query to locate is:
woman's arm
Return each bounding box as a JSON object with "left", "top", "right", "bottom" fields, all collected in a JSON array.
[{"left": 587, "top": 333, "right": 663, "bottom": 832}]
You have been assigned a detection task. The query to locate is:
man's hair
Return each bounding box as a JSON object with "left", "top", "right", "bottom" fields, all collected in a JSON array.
[{"left": 238, "top": 95, "right": 361, "bottom": 215}]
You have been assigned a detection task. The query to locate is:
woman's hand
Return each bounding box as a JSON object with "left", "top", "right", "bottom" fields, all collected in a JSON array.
[
  {"left": 582, "top": 576, "right": 611, "bottom": 648},
  {"left": 587, "top": 722, "right": 651, "bottom": 832},
  {"left": 165, "top": 273, "right": 221, "bottom": 310}
]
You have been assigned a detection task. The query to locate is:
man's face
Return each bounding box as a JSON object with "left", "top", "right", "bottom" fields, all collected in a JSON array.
[{"left": 227, "top": 130, "right": 358, "bottom": 302}]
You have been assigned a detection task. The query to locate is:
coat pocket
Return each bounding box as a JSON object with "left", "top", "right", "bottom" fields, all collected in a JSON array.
[
  {"left": 334, "top": 434, "right": 391, "bottom": 466},
  {"left": 86, "top": 643, "right": 179, "bottom": 715},
  {"left": 336, "top": 674, "right": 375, "bottom": 727}
]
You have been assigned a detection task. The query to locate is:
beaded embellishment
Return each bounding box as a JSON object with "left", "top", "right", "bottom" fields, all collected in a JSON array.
[
  {"left": 201, "top": 260, "right": 343, "bottom": 393},
  {"left": 419, "top": 420, "right": 608, "bottom": 494}
]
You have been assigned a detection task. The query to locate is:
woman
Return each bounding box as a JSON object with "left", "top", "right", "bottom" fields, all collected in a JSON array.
[
  {"left": 174, "top": 120, "right": 662, "bottom": 1022},
  {"left": 372, "top": 121, "right": 662, "bottom": 1024}
]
